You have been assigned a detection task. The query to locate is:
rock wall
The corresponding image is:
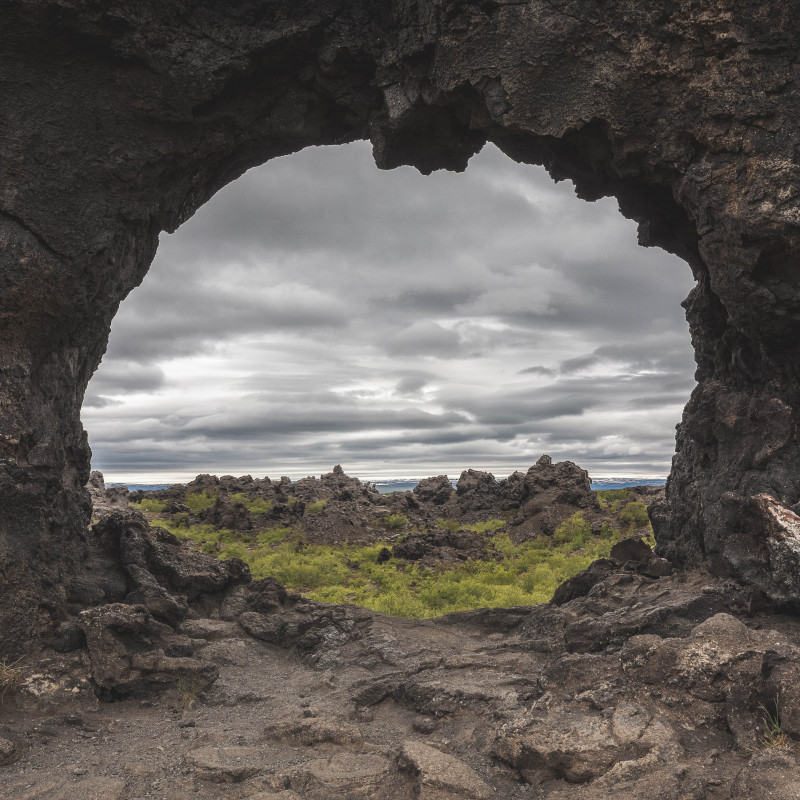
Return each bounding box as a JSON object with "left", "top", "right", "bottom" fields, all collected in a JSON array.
[{"left": 2, "top": 0, "right": 800, "bottom": 650}]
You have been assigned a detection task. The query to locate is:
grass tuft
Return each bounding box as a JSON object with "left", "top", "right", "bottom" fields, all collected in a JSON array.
[
  {"left": 304, "top": 499, "right": 328, "bottom": 516},
  {"left": 229, "top": 493, "right": 273, "bottom": 515},
  {"left": 185, "top": 490, "right": 217, "bottom": 512},
  {"left": 619, "top": 501, "right": 650, "bottom": 532},
  {"left": 132, "top": 498, "right": 166, "bottom": 513},
  {"left": 761, "top": 698, "right": 790, "bottom": 749},
  {"left": 0, "top": 659, "right": 23, "bottom": 702},
  {"left": 383, "top": 513, "right": 409, "bottom": 530},
  {"left": 177, "top": 675, "right": 210, "bottom": 709},
  {"left": 595, "top": 488, "right": 634, "bottom": 511}
]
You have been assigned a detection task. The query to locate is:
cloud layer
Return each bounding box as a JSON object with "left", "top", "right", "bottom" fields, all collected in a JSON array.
[{"left": 83, "top": 142, "right": 696, "bottom": 482}]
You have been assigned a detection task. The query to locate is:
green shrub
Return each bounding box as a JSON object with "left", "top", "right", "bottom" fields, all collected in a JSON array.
[
  {"left": 150, "top": 520, "right": 234, "bottom": 549},
  {"left": 157, "top": 508, "right": 627, "bottom": 619},
  {"left": 304, "top": 499, "right": 327, "bottom": 515},
  {"left": 229, "top": 493, "right": 274, "bottom": 515},
  {"left": 257, "top": 526, "right": 292, "bottom": 546},
  {"left": 619, "top": 501, "right": 650, "bottom": 531},
  {"left": 437, "top": 518, "right": 461, "bottom": 533},
  {"left": 596, "top": 488, "right": 633, "bottom": 512},
  {"left": 383, "top": 513, "right": 409, "bottom": 530},
  {"left": 599, "top": 522, "right": 622, "bottom": 541},
  {"left": 185, "top": 490, "right": 217, "bottom": 512},
  {"left": 219, "top": 541, "right": 248, "bottom": 561},
  {"left": 132, "top": 498, "right": 166, "bottom": 513},
  {"left": 553, "top": 512, "right": 592, "bottom": 550}
]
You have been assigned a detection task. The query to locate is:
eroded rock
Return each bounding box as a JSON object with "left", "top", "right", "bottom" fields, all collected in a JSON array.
[
  {"left": 493, "top": 703, "right": 679, "bottom": 784},
  {"left": 77, "top": 603, "right": 217, "bottom": 698},
  {"left": 397, "top": 741, "right": 492, "bottom": 799},
  {"left": 187, "top": 746, "right": 268, "bottom": 783}
]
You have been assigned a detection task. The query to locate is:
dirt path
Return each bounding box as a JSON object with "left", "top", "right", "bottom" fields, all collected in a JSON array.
[{"left": 4, "top": 564, "right": 800, "bottom": 799}]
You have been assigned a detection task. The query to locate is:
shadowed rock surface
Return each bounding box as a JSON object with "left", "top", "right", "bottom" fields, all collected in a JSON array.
[{"left": 3, "top": 502, "right": 800, "bottom": 798}]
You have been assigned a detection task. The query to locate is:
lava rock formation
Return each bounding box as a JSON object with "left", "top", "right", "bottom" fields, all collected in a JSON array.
[{"left": 2, "top": 0, "right": 800, "bottom": 652}]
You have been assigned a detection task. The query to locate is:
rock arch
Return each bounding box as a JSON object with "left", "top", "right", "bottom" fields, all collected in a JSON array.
[{"left": 2, "top": 0, "right": 800, "bottom": 651}]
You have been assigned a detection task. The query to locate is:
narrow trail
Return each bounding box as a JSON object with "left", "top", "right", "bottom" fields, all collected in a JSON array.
[{"left": 4, "top": 562, "right": 800, "bottom": 799}]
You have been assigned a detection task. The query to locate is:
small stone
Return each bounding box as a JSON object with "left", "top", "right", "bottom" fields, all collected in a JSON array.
[
  {"left": 0, "top": 737, "right": 17, "bottom": 766},
  {"left": 412, "top": 716, "right": 439, "bottom": 734},
  {"left": 397, "top": 741, "right": 492, "bottom": 799}
]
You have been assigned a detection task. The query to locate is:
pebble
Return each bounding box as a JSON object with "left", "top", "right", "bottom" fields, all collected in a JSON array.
[{"left": 0, "top": 736, "right": 17, "bottom": 766}]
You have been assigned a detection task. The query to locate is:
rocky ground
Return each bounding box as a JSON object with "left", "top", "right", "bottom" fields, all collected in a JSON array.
[
  {"left": 111, "top": 457, "right": 661, "bottom": 559},
  {"left": 2, "top": 465, "right": 799, "bottom": 799}
]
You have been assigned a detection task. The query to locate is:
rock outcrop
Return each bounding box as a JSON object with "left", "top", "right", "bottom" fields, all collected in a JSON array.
[
  {"left": 4, "top": 539, "right": 799, "bottom": 799},
  {"left": 2, "top": 0, "right": 800, "bottom": 649},
  {"left": 119, "top": 461, "right": 648, "bottom": 571}
]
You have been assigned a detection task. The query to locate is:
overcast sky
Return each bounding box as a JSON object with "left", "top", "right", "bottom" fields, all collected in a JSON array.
[{"left": 83, "top": 141, "right": 696, "bottom": 483}]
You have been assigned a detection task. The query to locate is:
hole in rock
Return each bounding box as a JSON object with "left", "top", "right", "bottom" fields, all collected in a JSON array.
[{"left": 83, "top": 141, "right": 695, "bottom": 487}]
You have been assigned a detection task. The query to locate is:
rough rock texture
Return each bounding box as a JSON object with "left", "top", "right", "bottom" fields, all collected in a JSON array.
[
  {"left": 444, "top": 456, "right": 599, "bottom": 533},
  {"left": 5, "top": 556, "right": 800, "bottom": 799},
  {"left": 123, "top": 459, "right": 620, "bottom": 555},
  {"left": 2, "top": 0, "right": 800, "bottom": 643}
]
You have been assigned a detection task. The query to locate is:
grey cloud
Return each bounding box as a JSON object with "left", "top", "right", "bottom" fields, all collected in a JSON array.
[
  {"left": 384, "top": 321, "right": 462, "bottom": 358},
  {"left": 88, "top": 361, "right": 166, "bottom": 393},
  {"left": 395, "top": 374, "right": 431, "bottom": 396},
  {"left": 108, "top": 279, "right": 350, "bottom": 362},
  {"left": 82, "top": 393, "right": 122, "bottom": 409},
  {"left": 91, "top": 402, "right": 470, "bottom": 444},
  {"left": 86, "top": 140, "right": 696, "bottom": 481}
]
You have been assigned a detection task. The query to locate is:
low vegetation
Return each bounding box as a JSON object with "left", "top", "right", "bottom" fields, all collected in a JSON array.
[
  {"left": 149, "top": 506, "right": 649, "bottom": 618},
  {"left": 596, "top": 487, "right": 634, "bottom": 511},
  {"left": 437, "top": 518, "right": 506, "bottom": 534},
  {"left": 139, "top": 482, "right": 658, "bottom": 619},
  {"left": 304, "top": 498, "right": 327, "bottom": 515},
  {"left": 229, "top": 493, "right": 273, "bottom": 515},
  {"left": 761, "top": 698, "right": 790, "bottom": 749},
  {"left": 132, "top": 498, "right": 166, "bottom": 513},
  {"left": 382, "top": 513, "right": 409, "bottom": 530},
  {"left": 176, "top": 675, "right": 210, "bottom": 709},
  {"left": 0, "top": 658, "right": 23, "bottom": 702},
  {"left": 185, "top": 490, "right": 218, "bottom": 512}
]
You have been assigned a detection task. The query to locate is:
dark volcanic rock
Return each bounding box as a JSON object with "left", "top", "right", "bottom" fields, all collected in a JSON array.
[
  {"left": 510, "top": 455, "right": 600, "bottom": 537},
  {"left": 442, "top": 456, "right": 599, "bottom": 536},
  {"left": 4, "top": 0, "right": 800, "bottom": 650},
  {"left": 86, "top": 471, "right": 129, "bottom": 518},
  {"left": 452, "top": 469, "right": 504, "bottom": 516},
  {"left": 93, "top": 510, "right": 250, "bottom": 625},
  {"left": 550, "top": 539, "right": 672, "bottom": 607},
  {"left": 393, "top": 528, "right": 488, "bottom": 565},
  {"left": 294, "top": 465, "right": 380, "bottom": 505},
  {"left": 412, "top": 475, "right": 454, "bottom": 506}
]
